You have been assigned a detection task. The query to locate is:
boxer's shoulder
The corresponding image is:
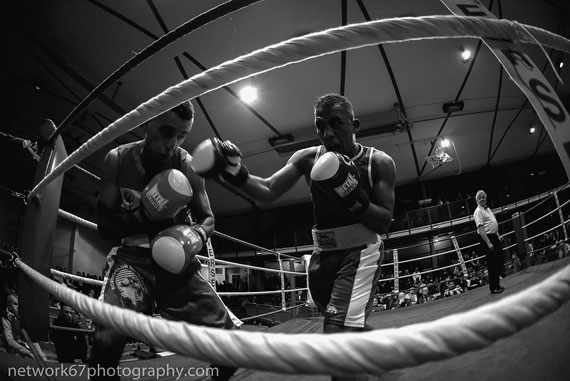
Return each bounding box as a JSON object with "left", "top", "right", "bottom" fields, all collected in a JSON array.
[{"left": 288, "top": 146, "right": 321, "bottom": 171}]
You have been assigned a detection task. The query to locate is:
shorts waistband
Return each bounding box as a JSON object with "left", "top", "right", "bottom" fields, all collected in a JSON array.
[
  {"left": 121, "top": 234, "right": 150, "bottom": 248},
  {"left": 312, "top": 223, "right": 380, "bottom": 252}
]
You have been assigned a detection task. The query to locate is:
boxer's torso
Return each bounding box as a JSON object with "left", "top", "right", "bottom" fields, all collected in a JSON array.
[
  {"left": 115, "top": 141, "right": 187, "bottom": 213},
  {"left": 309, "top": 144, "right": 374, "bottom": 229}
]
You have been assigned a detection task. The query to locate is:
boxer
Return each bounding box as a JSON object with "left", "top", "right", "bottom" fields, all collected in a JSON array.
[
  {"left": 92, "top": 101, "right": 239, "bottom": 381},
  {"left": 192, "top": 93, "right": 396, "bottom": 381}
]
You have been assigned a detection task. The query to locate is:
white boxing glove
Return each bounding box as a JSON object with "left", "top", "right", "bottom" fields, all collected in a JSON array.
[
  {"left": 190, "top": 138, "right": 249, "bottom": 186},
  {"left": 310, "top": 151, "right": 370, "bottom": 215},
  {"left": 140, "top": 169, "right": 193, "bottom": 221},
  {"left": 150, "top": 224, "right": 206, "bottom": 274}
]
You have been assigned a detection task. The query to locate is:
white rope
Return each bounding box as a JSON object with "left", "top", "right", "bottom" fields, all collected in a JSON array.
[
  {"left": 196, "top": 255, "right": 305, "bottom": 275},
  {"left": 16, "top": 257, "right": 570, "bottom": 376},
  {"left": 27, "top": 15, "right": 570, "bottom": 199},
  {"left": 51, "top": 268, "right": 103, "bottom": 286},
  {"left": 241, "top": 303, "right": 307, "bottom": 322},
  {"left": 57, "top": 209, "right": 98, "bottom": 231},
  {"left": 50, "top": 324, "right": 95, "bottom": 334},
  {"left": 56, "top": 207, "right": 306, "bottom": 276},
  {"left": 218, "top": 288, "right": 308, "bottom": 297}
]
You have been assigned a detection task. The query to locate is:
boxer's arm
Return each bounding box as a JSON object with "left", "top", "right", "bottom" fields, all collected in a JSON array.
[
  {"left": 185, "top": 160, "right": 214, "bottom": 239},
  {"left": 236, "top": 148, "right": 311, "bottom": 203},
  {"left": 358, "top": 150, "right": 396, "bottom": 234},
  {"left": 97, "top": 149, "right": 148, "bottom": 241}
]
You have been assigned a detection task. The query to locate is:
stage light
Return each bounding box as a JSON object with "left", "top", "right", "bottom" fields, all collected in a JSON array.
[{"left": 239, "top": 85, "right": 258, "bottom": 104}]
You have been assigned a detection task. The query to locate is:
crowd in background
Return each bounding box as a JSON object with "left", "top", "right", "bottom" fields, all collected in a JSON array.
[
  {"left": 50, "top": 266, "right": 102, "bottom": 303},
  {"left": 374, "top": 252, "right": 488, "bottom": 311}
]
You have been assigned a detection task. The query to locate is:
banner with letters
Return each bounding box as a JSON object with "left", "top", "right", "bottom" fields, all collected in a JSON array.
[
  {"left": 440, "top": 0, "right": 570, "bottom": 179},
  {"left": 206, "top": 239, "right": 217, "bottom": 290}
]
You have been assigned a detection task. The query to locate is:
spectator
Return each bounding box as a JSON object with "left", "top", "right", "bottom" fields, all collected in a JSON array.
[
  {"left": 412, "top": 267, "right": 422, "bottom": 285},
  {"left": 1, "top": 294, "right": 34, "bottom": 359},
  {"left": 556, "top": 240, "right": 570, "bottom": 259},
  {"left": 406, "top": 288, "right": 418, "bottom": 305},
  {"left": 380, "top": 293, "right": 396, "bottom": 310},
  {"left": 395, "top": 291, "right": 409, "bottom": 308},
  {"left": 443, "top": 280, "right": 463, "bottom": 297},
  {"left": 511, "top": 252, "right": 522, "bottom": 273},
  {"left": 417, "top": 285, "right": 432, "bottom": 304},
  {"left": 51, "top": 304, "right": 88, "bottom": 363}
]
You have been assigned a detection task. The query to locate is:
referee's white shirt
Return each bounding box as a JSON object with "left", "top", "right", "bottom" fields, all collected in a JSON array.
[{"left": 473, "top": 205, "right": 498, "bottom": 235}]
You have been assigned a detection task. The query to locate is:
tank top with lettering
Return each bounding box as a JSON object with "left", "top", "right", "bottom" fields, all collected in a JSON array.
[
  {"left": 114, "top": 141, "right": 189, "bottom": 220},
  {"left": 309, "top": 144, "right": 374, "bottom": 229}
]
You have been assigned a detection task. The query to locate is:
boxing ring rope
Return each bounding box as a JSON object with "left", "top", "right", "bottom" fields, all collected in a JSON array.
[
  {"left": 14, "top": 256, "right": 570, "bottom": 376},
  {"left": 53, "top": 207, "right": 308, "bottom": 321},
  {"left": 11, "top": 182, "right": 566, "bottom": 374},
  {"left": 50, "top": 181, "right": 570, "bottom": 297},
  {"left": 72, "top": 164, "right": 101, "bottom": 183},
  {"left": 26, "top": 15, "right": 570, "bottom": 202},
  {"left": 52, "top": 184, "right": 570, "bottom": 300},
  {"left": 239, "top": 303, "right": 306, "bottom": 323},
  {"left": 51, "top": 268, "right": 103, "bottom": 287},
  {"left": 51, "top": 179, "right": 568, "bottom": 299},
  {"left": 214, "top": 230, "right": 298, "bottom": 260},
  {"left": 195, "top": 256, "right": 303, "bottom": 276},
  {"left": 378, "top": 184, "right": 570, "bottom": 290},
  {"left": 52, "top": 179, "right": 568, "bottom": 298},
  {"left": 49, "top": 325, "right": 94, "bottom": 334},
  {"left": 51, "top": 0, "right": 264, "bottom": 139},
  {"left": 50, "top": 262, "right": 304, "bottom": 288},
  {"left": 57, "top": 209, "right": 98, "bottom": 231},
  {"left": 13, "top": 13, "right": 570, "bottom": 374}
]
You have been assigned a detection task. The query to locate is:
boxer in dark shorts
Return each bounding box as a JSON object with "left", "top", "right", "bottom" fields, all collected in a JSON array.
[
  {"left": 93, "top": 101, "right": 240, "bottom": 381},
  {"left": 191, "top": 94, "right": 396, "bottom": 381}
]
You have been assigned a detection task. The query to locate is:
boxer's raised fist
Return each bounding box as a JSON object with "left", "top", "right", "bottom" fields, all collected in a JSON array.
[
  {"left": 190, "top": 138, "right": 249, "bottom": 186},
  {"left": 140, "top": 169, "right": 193, "bottom": 221},
  {"left": 151, "top": 224, "right": 204, "bottom": 274},
  {"left": 310, "top": 151, "right": 370, "bottom": 215}
]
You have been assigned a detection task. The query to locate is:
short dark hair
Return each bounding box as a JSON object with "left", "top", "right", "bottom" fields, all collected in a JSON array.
[
  {"left": 314, "top": 93, "right": 355, "bottom": 120},
  {"left": 171, "top": 100, "right": 194, "bottom": 121}
]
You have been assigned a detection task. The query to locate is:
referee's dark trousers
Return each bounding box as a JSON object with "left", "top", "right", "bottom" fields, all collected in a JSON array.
[{"left": 482, "top": 233, "right": 503, "bottom": 291}]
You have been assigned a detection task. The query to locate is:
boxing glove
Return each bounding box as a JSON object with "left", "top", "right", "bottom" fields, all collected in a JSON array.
[
  {"left": 140, "top": 169, "right": 193, "bottom": 221},
  {"left": 151, "top": 224, "right": 206, "bottom": 274},
  {"left": 310, "top": 151, "right": 370, "bottom": 215},
  {"left": 190, "top": 138, "right": 249, "bottom": 186}
]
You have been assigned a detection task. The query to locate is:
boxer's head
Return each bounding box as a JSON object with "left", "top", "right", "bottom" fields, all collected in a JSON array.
[
  {"left": 314, "top": 94, "right": 360, "bottom": 156},
  {"left": 142, "top": 101, "right": 194, "bottom": 165}
]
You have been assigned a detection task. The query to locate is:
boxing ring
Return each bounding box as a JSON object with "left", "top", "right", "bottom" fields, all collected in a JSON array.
[{"left": 4, "top": 10, "right": 570, "bottom": 378}]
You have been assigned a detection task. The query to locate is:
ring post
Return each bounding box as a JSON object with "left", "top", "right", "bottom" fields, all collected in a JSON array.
[{"left": 19, "top": 120, "right": 67, "bottom": 341}]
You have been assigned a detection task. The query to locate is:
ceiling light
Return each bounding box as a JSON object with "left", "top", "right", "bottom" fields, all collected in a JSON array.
[
  {"left": 560, "top": 61, "right": 564, "bottom": 69},
  {"left": 441, "top": 139, "right": 450, "bottom": 148},
  {"left": 461, "top": 49, "right": 471, "bottom": 62},
  {"left": 442, "top": 100, "right": 464, "bottom": 113},
  {"left": 529, "top": 126, "right": 536, "bottom": 134},
  {"left": 268, "top": 134, "right": 294, "bottom": 147},
  {"left": 239, "top": 85, "right": 258, "bottom": 104}
]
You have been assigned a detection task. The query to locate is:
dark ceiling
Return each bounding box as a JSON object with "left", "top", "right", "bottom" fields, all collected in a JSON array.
[{"left": 2, "top": 0, "right": 570, "bottom": 218}]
